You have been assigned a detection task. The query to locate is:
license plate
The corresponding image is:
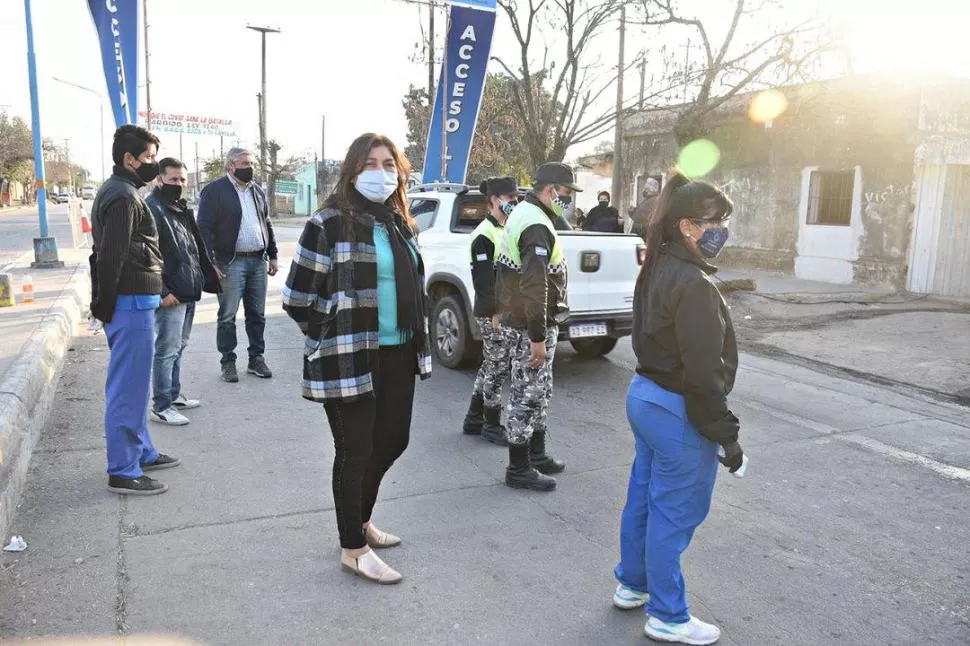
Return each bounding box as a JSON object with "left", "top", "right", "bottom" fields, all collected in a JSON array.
[{"left": 569, "top": 322, "right": 608, "bottom": 339}]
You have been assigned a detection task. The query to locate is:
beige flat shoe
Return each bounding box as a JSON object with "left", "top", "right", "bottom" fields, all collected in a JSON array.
[
  {"left": 364, "top": 522, "right": 402, "bottom": 549},
  {"left": 340, "top": 548, "right": 403, "bottom": 585}
]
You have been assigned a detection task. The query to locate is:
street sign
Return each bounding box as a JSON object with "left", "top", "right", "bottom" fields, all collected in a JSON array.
[{"left": 275, "top": 180, "right": 299, "bottom": 195}]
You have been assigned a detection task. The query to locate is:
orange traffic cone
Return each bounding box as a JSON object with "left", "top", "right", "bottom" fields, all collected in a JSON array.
[
  {"left": 81, "top": 213, "right": 92, "bottom": 233},
  {"left": 21, "top": 274, "right": 34, "bottom": 303}
]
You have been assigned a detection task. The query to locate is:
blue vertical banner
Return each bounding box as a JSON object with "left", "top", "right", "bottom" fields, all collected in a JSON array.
[
  {"left": 423, "top": 2, "right": 496, "bottom": 184},
  {"left": 87, "top": 0, "right": 139, "bottom": 127}
]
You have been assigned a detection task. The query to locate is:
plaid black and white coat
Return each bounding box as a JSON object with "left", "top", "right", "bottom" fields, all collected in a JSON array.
[{"left": 282, "top": 205, "right": 432, "bottom": 403}]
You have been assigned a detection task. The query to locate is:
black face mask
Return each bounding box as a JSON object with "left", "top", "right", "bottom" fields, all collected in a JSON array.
[
  {"left": 158, "top": 183, "right": 185, "bottom": 203},
  {"left": 134, "top": 160, "right": 159, "bottom": 183},
  {"left": 233, "top": 167, "right": 254, "bottom": 184}
]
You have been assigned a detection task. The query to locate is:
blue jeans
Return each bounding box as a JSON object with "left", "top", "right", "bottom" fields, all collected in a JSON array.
[
  {"left": 152, "top": 301, "right": 195, "bottom": 411},
  {"left": 216, "top": 256, "right": 267, "bottom": 366},
  {"left": 104, "top": 297, "right": 160, "bottom": 478},
  {"left": 615, "top": 375, "right": 719, "bottom": 624}
]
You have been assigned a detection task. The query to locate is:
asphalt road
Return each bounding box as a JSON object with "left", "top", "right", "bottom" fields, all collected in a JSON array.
[
  {"left": 0, "top": 203, "right": 79, "bottom": 268},
  {"left": 2, "top": 228, "right": 968, "bottom": 645}
]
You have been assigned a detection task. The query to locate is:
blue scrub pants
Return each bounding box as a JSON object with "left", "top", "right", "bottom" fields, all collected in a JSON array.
[
  {"left": 615, "top": 374, "right": 719, "bottom": 624},
  {"left": 104, "top": 296, "right": 160, "bottom": 478}
]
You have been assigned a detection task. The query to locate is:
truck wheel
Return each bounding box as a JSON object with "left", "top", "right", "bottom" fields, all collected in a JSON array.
[
  {"left": 432, "top": 295, "right": 476, "bottom": 369},
  {"left": 570, "top": 337, "right": 618, "bottom": 358}
]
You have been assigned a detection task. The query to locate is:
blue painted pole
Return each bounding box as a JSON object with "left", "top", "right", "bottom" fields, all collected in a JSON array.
[
  {"left": 24, "top": 0, "right": 61, "bottom": 268},
  {"left": 24, "top": 0, "right": 48, "bottom": 238}
]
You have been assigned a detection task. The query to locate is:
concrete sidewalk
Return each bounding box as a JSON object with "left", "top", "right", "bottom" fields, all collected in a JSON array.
[
  {"left": 718, "top": 268, "right": 970, "bottom": 405},
  {"left": 0, "top": 247, "right": 90, "bottom": 538}
]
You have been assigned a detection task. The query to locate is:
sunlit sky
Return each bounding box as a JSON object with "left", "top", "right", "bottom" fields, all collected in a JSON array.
[{"left": 0, "top": 0, "right": 966, "bottom": 181}]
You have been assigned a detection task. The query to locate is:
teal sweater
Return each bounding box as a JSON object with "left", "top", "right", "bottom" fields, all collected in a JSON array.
[{"left": 374, "top": 222, "right": 417, "bottom": 346}]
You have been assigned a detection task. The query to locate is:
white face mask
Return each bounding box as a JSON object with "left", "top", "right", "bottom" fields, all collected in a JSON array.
[{"left": 355, "top": 169, "right": 399, "bottom": 204}]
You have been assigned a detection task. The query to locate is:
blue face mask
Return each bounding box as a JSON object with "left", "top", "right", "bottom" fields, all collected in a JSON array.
[{"left": 695, "top": 225, "right": 730, "bottom": 258}]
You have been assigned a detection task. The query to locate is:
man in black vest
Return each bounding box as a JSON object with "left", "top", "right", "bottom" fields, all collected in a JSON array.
[
  {"left": 197, "top": 148, "right": 278, "bottom": 383},
  {"left": 90, "top": 125, "right": 180, "bottom": 496},
  {"left": 145, "top": 158, "right": 220, "bottom": 426}
]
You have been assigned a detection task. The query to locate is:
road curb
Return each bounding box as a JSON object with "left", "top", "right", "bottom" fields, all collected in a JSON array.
[{"left": 0, "top": 261, "right": 89, "bottom": 539}]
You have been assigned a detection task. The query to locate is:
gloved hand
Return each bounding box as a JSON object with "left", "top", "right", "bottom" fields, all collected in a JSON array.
[{"left": 718, "top": 440, "right": 744, "bottom": 473}]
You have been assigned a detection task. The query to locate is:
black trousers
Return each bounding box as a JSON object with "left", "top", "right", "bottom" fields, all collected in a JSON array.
[{"left": 324, "top": 343, "right": 417, "bottom": 549}]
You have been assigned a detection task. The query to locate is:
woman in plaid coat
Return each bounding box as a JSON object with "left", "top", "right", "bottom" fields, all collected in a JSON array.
[{"left": 282, "top": 133, "right": 431, "bottom": 585}]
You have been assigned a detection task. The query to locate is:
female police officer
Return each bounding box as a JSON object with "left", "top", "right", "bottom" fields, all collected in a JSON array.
[{"left": 611, "top": 170, "right": 743, "bottom": 644}]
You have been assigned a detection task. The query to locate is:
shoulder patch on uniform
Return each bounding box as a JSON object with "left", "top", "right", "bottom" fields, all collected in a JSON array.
[
  {"left": 475, "top": 253, "right": 488, "bottom": 261},
  {"left": 535, "top": 246, "right": 549, "bottom": 256}
]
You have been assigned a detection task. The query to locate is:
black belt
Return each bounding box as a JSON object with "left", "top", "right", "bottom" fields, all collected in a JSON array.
[{"left": 235, "top": 251, "right": 265, "bottom": 258}]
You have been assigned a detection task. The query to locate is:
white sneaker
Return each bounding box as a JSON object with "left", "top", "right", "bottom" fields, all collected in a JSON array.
[
  {"left": 172, "top": 394, "right": 201, "bottom": 410},
  {"left": 644, "top": 615, "right": 721, "bottom": 645},
  {"left": 613, "top": 584, "right": 650, "bottom": 609},
  {"left": 150, "top": 407, "right": 190, "bottom": 426}
]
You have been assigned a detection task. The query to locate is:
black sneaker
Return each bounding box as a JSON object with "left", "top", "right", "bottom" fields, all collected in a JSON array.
[
  {"left": 221, "top": 363, "right": 239, "bottom": 383},
  {"left": 107, "top": 475, "right": 168, "bottom": 496},
  {"left": 248, "top": 356, "right": 273, "bottom": 378},
  {"left": 141, "top": 453, "right": 181, "bottom": 472}
]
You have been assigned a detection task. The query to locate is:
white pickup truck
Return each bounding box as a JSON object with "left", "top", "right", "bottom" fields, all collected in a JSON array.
[{"left": 410, "top": 183, "right": 645, "bottom": 369}]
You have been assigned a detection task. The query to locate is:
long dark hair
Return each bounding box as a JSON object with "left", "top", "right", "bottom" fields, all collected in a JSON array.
[
  {"left": 641, "top": 168, "right": 733, "bottom": 273},
  {"left": 332, "top": 133, "right": 414, "bottom": 227}
]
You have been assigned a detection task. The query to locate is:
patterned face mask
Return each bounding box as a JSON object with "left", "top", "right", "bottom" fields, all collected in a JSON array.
[
  {"left": 551, "top": 193, "right": 572, "bottom": 219},
  {"left": 499, "top": 200, "right": 515, "bottom": 217}
]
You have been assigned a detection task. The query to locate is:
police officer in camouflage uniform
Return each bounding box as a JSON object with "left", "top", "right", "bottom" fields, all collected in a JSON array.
[
  {"left": 463, "top": 177, "right": 519, "bottom": 445},
  {"left": 495, "top": 162, "right": 580, "bottom": 492}
]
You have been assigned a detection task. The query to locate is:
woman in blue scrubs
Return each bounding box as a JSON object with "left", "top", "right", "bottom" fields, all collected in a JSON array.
[{"left": 612, "top": 170, "right": 744, "bottom": 645}]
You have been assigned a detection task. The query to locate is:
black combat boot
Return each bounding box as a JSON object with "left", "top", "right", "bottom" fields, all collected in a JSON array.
[
  {"left": 530, "top": 430, "right": 565, "bottom": 474},
  {"left": 505, "top": 443, "right": 557, "bottom": 491},
  {"left": 462, "top": 392, "right": 485, "bottom": 435},
  {"left": 481, "top": 406, "right": 508, "bottom": 446}
]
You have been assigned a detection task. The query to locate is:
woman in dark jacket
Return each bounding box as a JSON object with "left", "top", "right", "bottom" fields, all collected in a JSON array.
[
  {"left": 582, "top": 190, "right": 621, "bottom": 232},
  {"left": 611, "top": 170, "right": 743, "bottom": 645},
  {"left": 282, "top": 133, "right": 431, "bottom": 585}
]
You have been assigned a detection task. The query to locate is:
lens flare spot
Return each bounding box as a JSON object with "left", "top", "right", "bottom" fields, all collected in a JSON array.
[
  {"left": 749, "top": 89, "right": 789, "bottom": 124},
  {"left": 677, "top": 139, "right": 721, "bottom": 178}
]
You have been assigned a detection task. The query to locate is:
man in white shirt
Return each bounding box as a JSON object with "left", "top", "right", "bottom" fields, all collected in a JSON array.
[{"left": 197, "top": 148, "right": 279, "bottom": 383}]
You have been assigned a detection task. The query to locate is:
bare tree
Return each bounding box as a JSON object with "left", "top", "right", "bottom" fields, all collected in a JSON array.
[
  {"left": 634, "top": 0, "right": 836, "bottom": 145},
  {"left": 495, "top": 0, "right": 679, "bottom": 166}
]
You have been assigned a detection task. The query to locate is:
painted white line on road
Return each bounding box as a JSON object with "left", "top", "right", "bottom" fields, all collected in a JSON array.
[
  {"left": 742, "top": 398, "right": 970, "bottom": 483},
  {"left": 839, "top": 435, "right": 970, "bottom": 484}
]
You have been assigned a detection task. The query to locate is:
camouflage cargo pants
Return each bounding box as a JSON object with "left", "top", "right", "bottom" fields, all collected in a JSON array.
[
  {"left": 472, "top": 317, "right": 512, "bottom": 409},
  {"left": 504, "top": 325, "right": 558, "bottom": 446}
]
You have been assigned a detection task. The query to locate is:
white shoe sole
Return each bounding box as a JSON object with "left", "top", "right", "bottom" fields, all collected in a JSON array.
[
  {"left": 173, "top": 401, "right": 201, "bottom": 410},
  {"left": 107, "top": 483, "right": 169, "bottom": 496},
  {"left": 150, "top": 412, "right": 190, "bottom": 426},
  {"left": 644, "top": 626, "right": 720, "bottom": 645},
  {"left": 613, "top": 596, "right": 648, "bottom": 610}
]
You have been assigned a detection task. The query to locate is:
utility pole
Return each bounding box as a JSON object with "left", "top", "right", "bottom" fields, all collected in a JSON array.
[
  {"left": 23, "top": 0, "right": 62, "bottom": 267},
  {"left": 246, "top": 24, "right": 280, "bottom": 179},
  {"left": 321, "top": 114, "right": 326, "bottom": 163},
  {"left": 428, "top": 1, "right": 435, "bottom": 100},
  {"left": 682, "top": 38, "right": 692, "bottom": 103},
  {"left": 63, "top": 138, "right": 71, "bottom": 193},
  {"left": 611, "top": 4, "right": 627, "bottom": 227},
  {"left": 143, "top": 0, "right": 152, "bottom": 129},
  {"left": 194, "top": 140, "right": 200, "bottom": 198},
  {"left": 639, "top": 56, "right": 646, "bottom": 109},
  {"left": 439, "top": 10, "right": 450, "bottom": 180}
]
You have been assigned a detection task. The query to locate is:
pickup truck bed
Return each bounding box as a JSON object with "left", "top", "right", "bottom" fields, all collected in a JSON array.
[{"left": 410, "top": 184, "right": 644, "bottom": 369}]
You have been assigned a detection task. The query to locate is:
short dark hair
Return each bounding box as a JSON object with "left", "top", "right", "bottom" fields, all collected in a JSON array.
[
  {"left": 158, "top": 157, "right": 186, "bottom": 176},
  {"left": 598, "top": 191, "right": 611, "bottom": 201},
  {"left": 111, "top": 125, "right": 160, "bottom": 165}
]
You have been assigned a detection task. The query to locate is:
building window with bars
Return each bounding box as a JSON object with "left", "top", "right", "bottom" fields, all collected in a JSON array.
[{"left": 806, "top": 170, "right": 855, "bottom": 226}]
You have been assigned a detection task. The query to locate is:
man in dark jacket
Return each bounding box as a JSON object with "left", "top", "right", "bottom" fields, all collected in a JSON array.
[
  {"left": 145, "top": 158, "right": 220, "bottom": 426},
  {"left": 90, "top": 125, "right": 180, "bottom": 496},
  {"left": 494, "top": 162, "right": 580, "bottom": 492},
  {"left": 583, "top": 190, "right": 622, "bottom": 232},
  {"left": 197, "top": 147, "right": 278, "bottom": 383}
]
